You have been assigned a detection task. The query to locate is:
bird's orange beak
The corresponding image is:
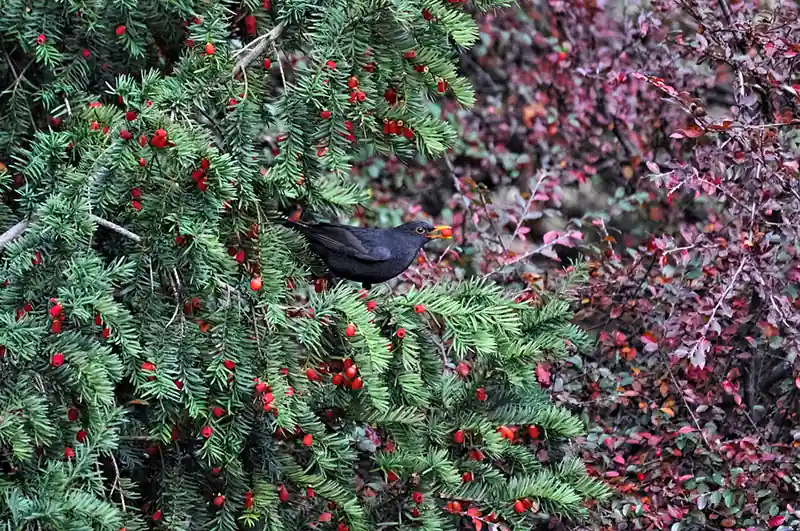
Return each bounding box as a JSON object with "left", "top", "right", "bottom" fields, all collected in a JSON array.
[{"left": 426, "top": 225, "right": 453, "bottom": 239}]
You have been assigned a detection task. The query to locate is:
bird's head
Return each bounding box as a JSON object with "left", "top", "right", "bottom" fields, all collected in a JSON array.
[{"left": 397, "top": 221, "right": 453, "bottom": 243}]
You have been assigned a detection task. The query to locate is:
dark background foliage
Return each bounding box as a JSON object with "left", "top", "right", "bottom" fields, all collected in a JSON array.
[{"left": 357, "top": 0, "right": 800, "bottom": 529}]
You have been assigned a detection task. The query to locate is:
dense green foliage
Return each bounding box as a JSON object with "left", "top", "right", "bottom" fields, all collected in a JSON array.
[{"left": 0, "top": 0, "right": 608, "bottom": 529}]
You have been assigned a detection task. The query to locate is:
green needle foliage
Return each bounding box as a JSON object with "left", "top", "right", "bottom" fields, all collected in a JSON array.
[{"left": 0, "top": 0, "right": 609, "bottom": 529}]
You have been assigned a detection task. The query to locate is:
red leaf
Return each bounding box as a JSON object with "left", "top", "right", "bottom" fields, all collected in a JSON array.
[
  {"left": 543, "top": 230, "right": 561, "bottom": 245},
  {"left": 769, "top": 516, "right": 785, "bottom": 527}
]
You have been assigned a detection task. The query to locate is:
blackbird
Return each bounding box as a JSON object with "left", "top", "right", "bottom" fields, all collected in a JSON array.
[{"left": 286, "top": 220, "right": 452, "bottom": 288}]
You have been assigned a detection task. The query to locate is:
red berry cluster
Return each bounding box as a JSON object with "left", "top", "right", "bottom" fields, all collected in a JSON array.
[
  {"left": 383, "top": 119, "right": 414, "bottom": 140},
  {"left": 49, "top": 300, "right": 63, "bottom": 334},
  {"left": 328, "top": 358, "right": 364, "bottom": 390},
  {"left": 191, "top": 157, "right": 211, "bottom": 192}
]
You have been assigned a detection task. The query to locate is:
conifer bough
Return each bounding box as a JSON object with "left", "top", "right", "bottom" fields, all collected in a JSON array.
[{"left": 0, "top": 0, "right": 608, "bottom": 529}]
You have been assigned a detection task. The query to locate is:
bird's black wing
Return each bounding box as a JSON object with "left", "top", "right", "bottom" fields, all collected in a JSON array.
[{"left": 287, "top": 221, "right": 391, "bottom": 262}]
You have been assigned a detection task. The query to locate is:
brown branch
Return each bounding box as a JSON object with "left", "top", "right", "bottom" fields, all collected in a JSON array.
[
  {"left": 0, "top": 219, "right": 29, "bottom": 250},
  {"left": 233, "top": 22, "right": 286, "bottom": 76},
  {"left": 0, "top": 215, "right": 142, "bottom": 251}
]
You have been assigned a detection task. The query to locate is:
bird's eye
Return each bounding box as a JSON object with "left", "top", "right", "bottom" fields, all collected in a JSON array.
[{"left": 415, "top": 226, "right": 426, "bottom": 234}]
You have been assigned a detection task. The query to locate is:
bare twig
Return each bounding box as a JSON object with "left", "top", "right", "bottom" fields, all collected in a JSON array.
[
  {"left": 233, "top": 22, "right": 286, "bottom": 76},
  {"left": 109, "top": 454, "right": 127, "bottom": 513},
  {"left": 509, "top": 171, "right": 547, "bottom": 243},
  {"left": 272, "top": 41, "right": 288, "bottom": 89},
  {"left": 662, "top": 357, "right": 714, "bottom": 451},
  {"left": 91, "top": 215, "right": 142, "bottom": 242},
  {"left": 0, "top": 215, "right": 143, "bottom": 251}
]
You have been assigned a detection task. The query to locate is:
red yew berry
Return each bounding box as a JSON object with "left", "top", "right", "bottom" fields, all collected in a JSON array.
[
  {"left": 350, "top": 377, "right": 363, "bottom": 390},
  {"left": 414, "top": 304, "right": 425, "bottom": 313},
  {"left": 120, "top": 129, "right": 133, "bottom": 140},
  {"left": 414, "top": 64, "right": 427, "bottom": 73},
  {"left": 51, "top": 320, "right": 62, "bottom": 334},
  {"left": 326, "top": 60, "right": 336, "bottom": 69},
  {"left": 470, "top": 449, "right": 485, "bottom": 461},
  {"left": 244, "top": 15, "right": 257, "bottom": 35},
  {"left": 396, "top": 328, "right": 406, "bottom": 339},
  {"left": 513, "top": 500, "right": 525, "bottom": 513},
  {"left": 213, "top": 495, "right": 225, "bottom": 507},
  {"left": 201, "top": 426, "right": 213, "bottom": 438},
  {"left": 462, "top": 471, "right": 473, "bottom": 482},
  {"left": 263, "top": 57, "right": 272, "bottom": 69},
  {"left": 332, "top": 373, "right": 344, "bottom": 386},
  {"left": 250, "top": 277, "right": 263, "bottom": 291},
  {"left": 131, "top": 188, "right": 142, "bottom": 199},
  {"left": 212, "top": 406, "right": 225, "bottom": 418},
  {"left": 125, "top": 111, "right": 137, "bottom": 121},
  {"left": 77, "top": 430, "right": 87, "bottom": 443},
  {"left": 320, "top": 110, "right": 332, "bottom": 119},
  {"left": 205, "top": 42, "right": 215, "bottom": 55},
  {"left": 174, "top": 380, "right": 184, "bottom": 390},
  {"left": 141, "top": 362, "right": 156, "bottom": 372},
  {"left": 448, "top": 501, "right": 462, "bottom": 513},
  {"left": 453, "top": 430, "right": 465, "bottom": 444},
  {"left": 49, "top": 303, "right": 63, "bottom": 319},
  {"left": 150, "top": 130, "right": 167, "bottom": 148},
  {"left": 345, "top": 365, "right": 358, "bottom": 379},
  {"left": 306, "top": 368, "right": 322, "bottom": 381},
  {"left": 412, "top": 492, "right": 423, "bottom": 504},
  {"left": 131, "top": 200, "right": 142, "bottom": 212},
  {"left": 95, "top": 314, "right": 103, "bottom": 326},
  {"left": 67, "top": 407, "right": 79, "bottom": 422},
  {"left": 36, "top": 34, "right": 46, "bottom": 45},
  {"left": 498, "top": 426, "right": 514, "bottom": 440},
  {"left": 356, "top": 91, "right": 366, "bottom": 102},
  {"left": 51, "top": 352, "right": 65, "bottom": 367},
  {"left": 362, "top": 62, "right": 375, "bottom": 72},
  {"left": 476, "top": 387, "right": 487, "bottom": 401},
  {"left": 223, "top": 359, "right": 236, "bottom": 370},
  {"left": 386, "top": 471, "right": 399, "bottom": 482},
  {"left": 234, "top": 250, "right": 245, "bottom": 263},
  {"left": 255, "top": 381, "right": 268, "bottom": 393},
  {"left": 423, "top": 9, "right": 433, "bottom": 20},
  {"left": 302, "top": 434, "right": 313, "bottom": 446},
  {"left": 306, "top": 487, "right": 315, "bottom": 497},
  {"left": 64, "top": 447, "right": 75, "bottom": 459},
  {"left": 152, "top": 510, "right": 162, "bottom": 521},
  {"left": 115, "top": 25, "right": 126, "bottom": 36},
  {"left": 527, "top": 425, "right": 540, "bottom": 439},
  {"left": 404, "top": 50, "right": 417, "bottom": 59},
  {"left": 278, "top": 485, "right": 289, "bottom": 502},
  {"left": 337, "top": 524, "right": 349, "bottom": 531},
  {"left": 456, "top": 362, "right": 470, "bottom": 377},
  {"left": 138, "top": 135, "right": 148, "bottom": 147},
  {"left": 345, "top": 323, "right": 356, "bottom": 337},
  {"left": 367, "top": 300, "right": 377, "bottom": 311}
]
